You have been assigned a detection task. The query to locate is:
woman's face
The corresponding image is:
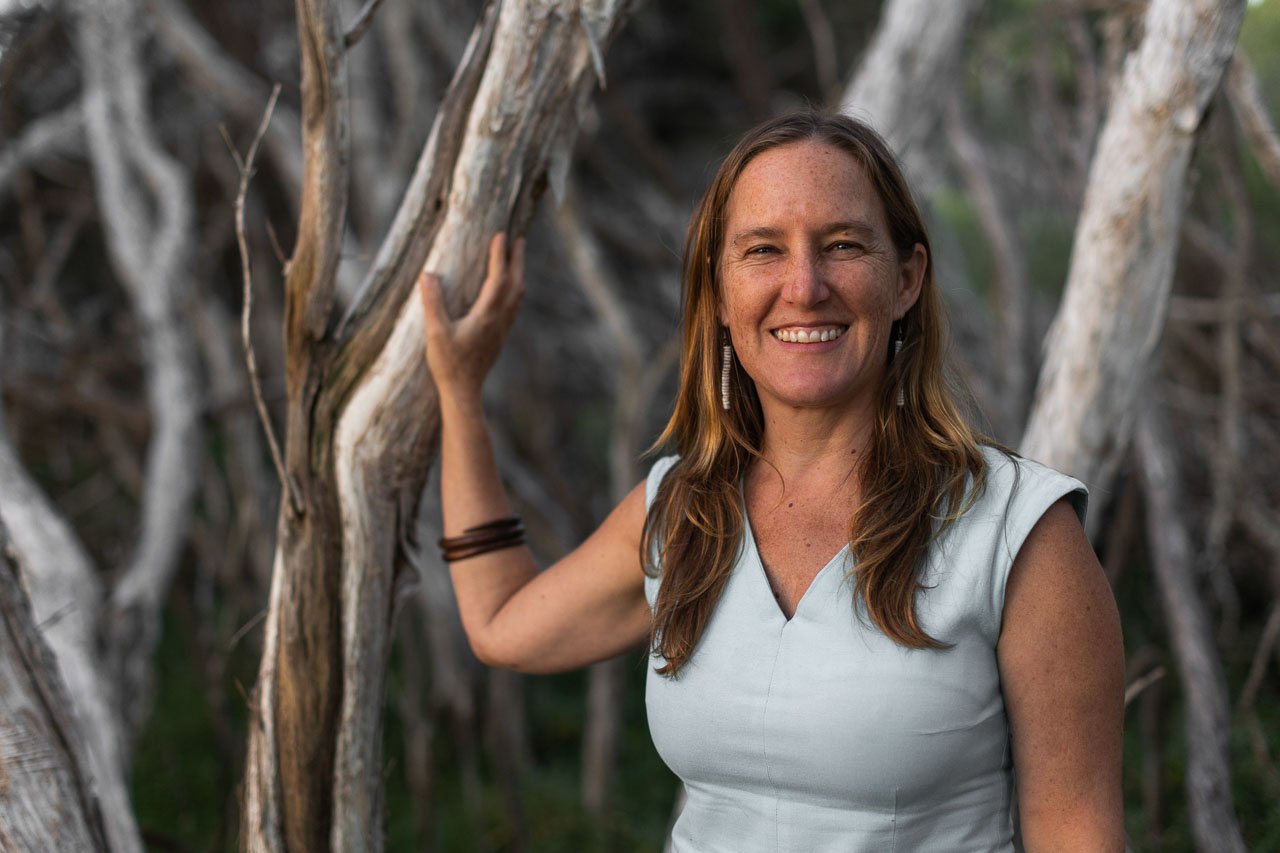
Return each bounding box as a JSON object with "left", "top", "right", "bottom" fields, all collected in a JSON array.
[{"left": 717, "top": 140, "right": 925, "bottom": 416}]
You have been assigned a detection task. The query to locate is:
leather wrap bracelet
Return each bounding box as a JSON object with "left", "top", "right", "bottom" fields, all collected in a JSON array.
[{"left": 438, "top": 516, "right": 525, "bottom": 562}]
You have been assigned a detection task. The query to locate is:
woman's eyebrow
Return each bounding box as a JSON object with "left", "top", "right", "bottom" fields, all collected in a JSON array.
[
  {"left": 728, "top": 221, "right": 878, "bottom": 247},
  {"left": 824, "top": 220, "right": 877, "bottom": 238},
  {"left": 728, "top": 226, "right": 784, "bottom": 247}
]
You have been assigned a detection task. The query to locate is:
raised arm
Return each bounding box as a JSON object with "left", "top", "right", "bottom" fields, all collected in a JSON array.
[
  {"left": 997, "top": 499, "right": 1126, "bottom": 850},
  {"left": 417, "top": 234, "right": 652, "bottom": 674}
]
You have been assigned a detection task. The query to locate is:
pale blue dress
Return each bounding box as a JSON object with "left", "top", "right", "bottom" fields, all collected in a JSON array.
[{"left": 642, "top": 447, "right": 1087, "bottom": 852}]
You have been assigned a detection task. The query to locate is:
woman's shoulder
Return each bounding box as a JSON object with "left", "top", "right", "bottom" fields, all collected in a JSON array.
[
  {"left": 974, "top": 444, "right": 1088, "bottom": 526},
  {"left": 644, "top": 454, "right": 681, "bottom": 509}
]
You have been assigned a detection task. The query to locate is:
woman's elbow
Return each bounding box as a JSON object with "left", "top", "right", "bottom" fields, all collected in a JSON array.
[{"left": 467, "top": 627, "right": 539, "bottom": 673}]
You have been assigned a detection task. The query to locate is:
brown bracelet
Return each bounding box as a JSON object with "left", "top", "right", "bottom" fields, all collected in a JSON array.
[{"left": 438, "top": 516, "right": 526, "bottom": 562}]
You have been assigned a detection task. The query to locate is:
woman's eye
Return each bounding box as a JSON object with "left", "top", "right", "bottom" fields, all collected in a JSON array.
[
  {"left": 830, "top": 241, "right": 861, "bottom": 252},
  {"left": 747, "top": 245, "right": 778, "bottom": 255}
]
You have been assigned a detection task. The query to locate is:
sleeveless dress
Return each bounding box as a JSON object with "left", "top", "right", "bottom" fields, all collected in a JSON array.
[{"left": 642, "top": 447, "right": 1087, "bottom": 852}]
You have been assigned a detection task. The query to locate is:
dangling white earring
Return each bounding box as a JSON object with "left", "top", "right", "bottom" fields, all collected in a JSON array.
[
  {"left": 721, "top": 334, "right": 732, "bottom": 411},
  {"left": 892, "top": 321, "right": 905, "bottom": 407}
]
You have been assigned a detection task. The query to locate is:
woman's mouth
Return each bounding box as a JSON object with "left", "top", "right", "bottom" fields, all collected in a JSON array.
[{"left": 771, "top": 325, "right": 848, "bottom": 344}]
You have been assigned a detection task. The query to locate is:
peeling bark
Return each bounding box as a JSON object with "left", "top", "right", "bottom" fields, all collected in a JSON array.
[
  {"left": 0, "top": 361, "right": 142, "bottom": 851},
  {"left": 242, "top": 1, "right": 633, "bottom": 848},
  {"left": 1020, "top": 0, "right": 1246, "bottom": 500},
  {"left": 0, "top": 521, "right": 111, "bottom": 853}
]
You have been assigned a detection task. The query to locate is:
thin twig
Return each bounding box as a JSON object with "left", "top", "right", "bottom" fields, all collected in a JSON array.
[
  {"left": 1124, "top": 666, "right": 1166, "bottom": 708},
  {"left": 229, "top": 84, "right": 301, "bottom": 516},
  {"left": 227, "top": 608, "right": 268, "bottom": 653},
  {"left": 343, "top": 0, "right": 387, "bottom": 50},
  {"left": 1240, "top": 604, "right": 1280, "bottom": 714},
  {"left": 265, "top": 219, "right": 287, "bottom": 269}
]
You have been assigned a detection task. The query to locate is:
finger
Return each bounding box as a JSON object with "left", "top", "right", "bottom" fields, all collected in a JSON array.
[
  {"left": 417, "top": 271, "right": 450, "bottom": 336},
  {"left": 472, "top": 232, "right": 508, "bottom": 316},
  {"left": 505, "top": 236, "right": 527, "bottom": 309}
]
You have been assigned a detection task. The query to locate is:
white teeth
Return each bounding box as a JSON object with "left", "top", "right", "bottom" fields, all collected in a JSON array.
[{"left": 774, "top": 326, "right": 846, "bottom": 343}]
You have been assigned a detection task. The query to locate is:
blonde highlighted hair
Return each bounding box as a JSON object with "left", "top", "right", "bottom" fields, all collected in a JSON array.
[{"left": 641, "top": 110, "right": 988, "bottom": 676}]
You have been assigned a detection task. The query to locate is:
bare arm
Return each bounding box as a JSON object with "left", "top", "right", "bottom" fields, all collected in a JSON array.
[
  {"left": 997, "top": 499, "right": 1125, "bottom": 851},
  {"left": 418, "top": 234, "right": 651, "bottom": 674}
]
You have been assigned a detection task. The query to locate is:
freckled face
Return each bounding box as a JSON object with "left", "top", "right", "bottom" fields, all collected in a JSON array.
[{"left": 718, "top": 141, "right": 924, "bottom": 414}]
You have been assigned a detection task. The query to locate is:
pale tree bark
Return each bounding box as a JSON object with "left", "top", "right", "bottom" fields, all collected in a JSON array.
[
  {"left": 1136, "top": 403, "right": 1247, "bottom": 853},
  {"left": 0, "top": 521, "right": 111, "bottom": 853},
  {"left": 75, "top": 0, "right": 202, "bottom": 745},
  {"left": 0, "top": 102, "right": 84, "bottom": 198},
  {"left": 1019, "top": 0, "right": 1246, "bottom": 499},
  {"left": 241, "top": 1, "right": 633, "bottom": 849},
  {"left": 0, "top": 341, "right": 142, "bottom": 851},
  {"left": 839, "top": 0, "right": 985, "bottom": 187}
]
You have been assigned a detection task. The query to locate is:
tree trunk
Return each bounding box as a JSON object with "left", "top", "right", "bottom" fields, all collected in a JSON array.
[
  {"left": 1020, "top": 0, "right": 1245, "bottom": 499},
  {"left": 0, "top": 520, "right": 112, "bottom": 852},
  {"left": 241, "top": 1, "right": 633, "bottom": 849},
  {"left": 1136, "top": 404, "right": 1247, "bottom": 853},
  {"left": 839, "top": 0, "right": 985, "bottom": 188},
  {"left": 0, "top": 383, "right": 142, "bottom": 853}
]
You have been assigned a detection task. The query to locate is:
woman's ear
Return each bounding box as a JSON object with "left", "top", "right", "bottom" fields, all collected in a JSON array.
[{"left": 893, "top": 243, "right": 927, "bottom": 320}]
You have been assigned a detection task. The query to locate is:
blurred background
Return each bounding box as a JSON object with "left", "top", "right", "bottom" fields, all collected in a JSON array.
[{"left": 1, "top": 0, "right": 1278, "bottom": 849}]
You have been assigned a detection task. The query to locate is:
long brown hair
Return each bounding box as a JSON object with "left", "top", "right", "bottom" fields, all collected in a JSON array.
[{"left": 641, "top": 111, "right": 988, "bottom": 676}]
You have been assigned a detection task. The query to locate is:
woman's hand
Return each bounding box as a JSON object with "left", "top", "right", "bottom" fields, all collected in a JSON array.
[{"left": 417, "top": 232, "right": 526, "bottom": 400}]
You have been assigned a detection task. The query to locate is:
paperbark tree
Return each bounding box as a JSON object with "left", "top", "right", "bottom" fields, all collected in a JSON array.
[
  {"left": 1137, "top": 404, "right": 1248, "bottom": 852},
  {"left": 839, "top": 0, "right": 985, "bottom": 188},
  {"left": 1019, "top": 0, "right": 1246, "bottom": 499},
  {"left": 0, "top": 411, "right": 143, "bottom": 853},
  {"left": 0, "top": 521, "right": 111, "bottom": 853},
  {"left": 239, "top": 1, "right": 632, "bottom": 849}
]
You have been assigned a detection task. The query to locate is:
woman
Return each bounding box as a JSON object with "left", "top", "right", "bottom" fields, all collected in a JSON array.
[{"left": 417, "top": 111, "right": 1124, "bottom": 851}]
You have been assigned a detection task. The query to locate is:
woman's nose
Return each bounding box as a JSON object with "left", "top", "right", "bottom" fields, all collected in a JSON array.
[{"left": 783, "top": 255, "right": 829, "bottom": 306}]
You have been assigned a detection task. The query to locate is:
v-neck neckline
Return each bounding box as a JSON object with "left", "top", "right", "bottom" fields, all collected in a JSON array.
[{"left": 741, "top": 502, "right": 850, "bottom": 624}]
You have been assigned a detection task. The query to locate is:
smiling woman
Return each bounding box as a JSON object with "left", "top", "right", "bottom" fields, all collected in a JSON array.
[
  {"left": 418, "top": 110, "right": 1124, "bottom": 852},
  {"left": 717, "top": 140, "right": 925, "bottom": 418}
]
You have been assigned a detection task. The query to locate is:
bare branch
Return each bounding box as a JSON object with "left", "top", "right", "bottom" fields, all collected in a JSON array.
[
  {"left": 1240, "top": 604, "right": 1280, "bottom": 713},
  {"left": 1227, "top": 54, "right": 1280, "bottom": 191},
  {"left": 147, "top": 0, "right": 304, "bottom": 203},
  {"left": 944, "top": 92, "right": 1030, "bottom": 432},
  {"left": 1137, "top": 403, "right": 1247, "bottom": 853},
  {"left": 0, "top": 101, "right": 84, "bottom": 197},
  {"left": 1124, "top": 666, "right": 1165, "bottom": 707},
  {"left": 343, "top": 0, "right": 386, "bottom": 49},
  {"left": 1021, "top": 0, "right": 1246, "bottom": 500},
  {"left": 840, "top": 0, "right": 985, "bottom": 187},
  {"left": 78, "top": 0, "right": 202, "bottom": 748},
  {"left": 231, "top": 85, "right": 301, "bottom": 517}
]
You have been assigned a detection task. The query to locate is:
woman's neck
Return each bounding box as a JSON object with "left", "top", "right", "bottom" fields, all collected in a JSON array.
[{"left": 751, "top": 398, "right": 877, "bottom": 498}]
